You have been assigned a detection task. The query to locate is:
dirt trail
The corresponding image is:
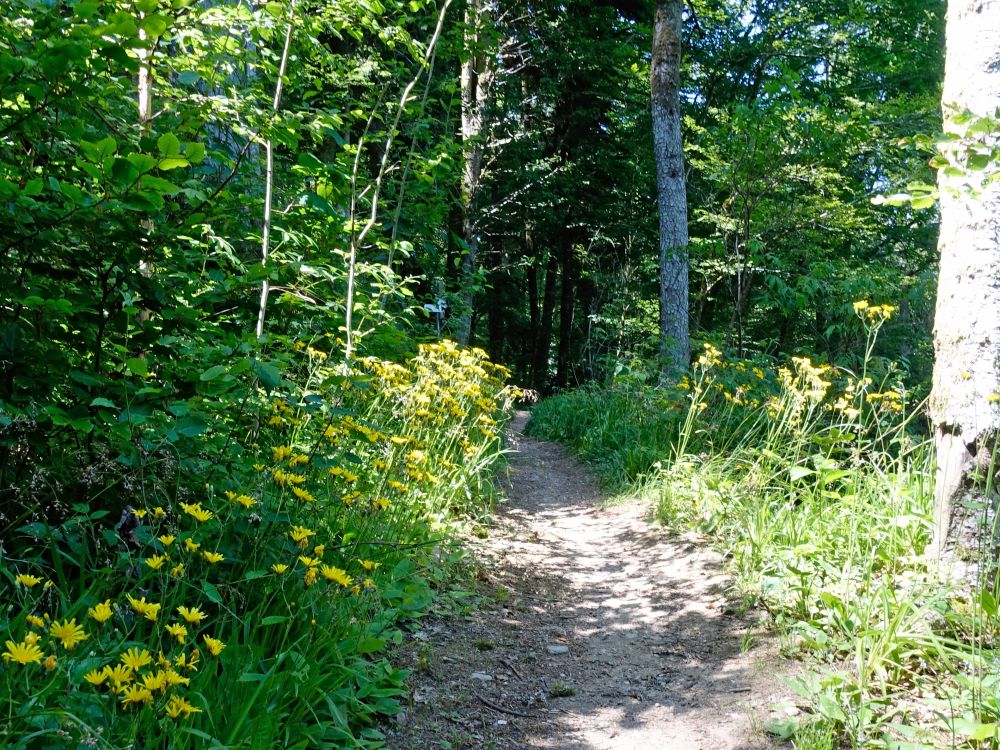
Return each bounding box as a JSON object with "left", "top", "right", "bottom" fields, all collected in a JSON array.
[{"left": 386, "top": 412, "right": 786, "bottom": 750}]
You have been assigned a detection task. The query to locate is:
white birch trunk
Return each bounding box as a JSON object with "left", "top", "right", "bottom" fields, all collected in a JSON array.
[
  {"left": 651, "top": 0, "right": 689, "bottom": 376},
  {"left": 256, "top": 3, "right": 296, "bottom": 340},
  {"left": 929, "top": 0, "right": 1000, "bottom": 562}
]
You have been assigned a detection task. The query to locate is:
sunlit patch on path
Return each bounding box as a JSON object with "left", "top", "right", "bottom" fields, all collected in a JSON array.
[{"left": 387, "top": 412, "right": 785, "bottom": 750}]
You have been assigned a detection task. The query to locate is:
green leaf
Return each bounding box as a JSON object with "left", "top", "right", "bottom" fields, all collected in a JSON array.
[
  {"left": 763, "top": 717, "right": 798, "bottom": 740},
  {"left": 199, "top": 364, "right": 228, "bottom": 381},
  {"left": 202, "top": 580, "right": 222, "bottom": 604},
  {"left": 252, "top": 360, "right": 282, "bottom": 390},
  {"left": 126, "top": 358, "right": 149, "bottom": 377},
  {"left": 157, "top": 156, "right": 189, "bottom": 171},
  {"left": 981, "top": 589, "right": 998, "bottom": 617},
  {"left": 23, "top": 178, "right": 43, "bottom": 196},
  {"left": 789, "top": 466, "right": 814, "bottom": 481},
  {"left": 140, "top": 13, "right": 170, "bottom": 36},
  {"left": 127, "top": 153, "right": 159, "bottom": 173},
  {"left": 355, "top": 637, "right": 386, "bottom": 655},
  {"left": 139, "top": 175, "right": 181, "bottom": 194},
  {"left": 90, "top": 398, "right": 116, "bottom": 408},
  {"left": 260, "top": 615, "right": 289, "bottom": 626},
  {"left": 184, "top": 141, "right": 206, "bottom": 163},
  {"left": 135, "top": 0, "right": 159, "bottom": 11},
  {"left": 157, "top": 132, "right": 181, "bottom": 156},
  {"left": 175, "top": 414, "right": 208, "bottom": 437},
  {"left": 299, "top": 192, "right": 338, "bottom": 217}
]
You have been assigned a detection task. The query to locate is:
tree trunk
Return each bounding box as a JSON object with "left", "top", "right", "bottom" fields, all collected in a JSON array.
[
  {"left": 555, "top": 235, "right": 576, "bottom": 390},
  {"left": 651, "top": 0, "right": 689, "bottom": 377},
  {"left": 531, "top": 250, "right": 559, "bottom": 393},
  {"left": 456, "top": 0, "right": 494, "bottom": 345},
  {"left": 929, "top": 0, "right": 1000, "bottom": 563}
]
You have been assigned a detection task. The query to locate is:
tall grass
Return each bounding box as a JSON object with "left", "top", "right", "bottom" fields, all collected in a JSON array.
[{"left": 530, "top": 307, "right": 1000, "bottom": 749}]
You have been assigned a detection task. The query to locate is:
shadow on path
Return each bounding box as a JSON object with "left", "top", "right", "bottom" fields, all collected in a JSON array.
[{"left": 385, "top": 413, "right": 787, "bottom": 750}]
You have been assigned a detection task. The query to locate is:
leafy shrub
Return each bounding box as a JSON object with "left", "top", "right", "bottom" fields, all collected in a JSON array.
[{"left": 0, "top": 341, "right": 517, "bottom": 749}]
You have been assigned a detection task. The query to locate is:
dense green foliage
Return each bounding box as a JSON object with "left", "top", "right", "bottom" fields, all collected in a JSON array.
[
  {"left": 0, "top": 0, "right": 520, "bottom": 745},
  {"left": 0, "top": 0, "right": 968, "bottom": 746}
]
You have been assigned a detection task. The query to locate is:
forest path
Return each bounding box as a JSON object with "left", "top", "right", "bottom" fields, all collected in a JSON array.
[{"left": 385, "top": 412, "right": 785, "bottom": 750}]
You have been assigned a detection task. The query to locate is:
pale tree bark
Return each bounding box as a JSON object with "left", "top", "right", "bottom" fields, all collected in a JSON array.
[
  {"left": 455, "top": 0, "right": 495, "bottom": 346},
  {"left": 136, "top": 23, "right": 154, "bottom": 323},
  {"left": 256, "top": 1, "right": 296, "bottom": 340},
  {"left": 651, "top": 0, "right": 689, "bottom": 377},
  {"left": 929, "top": 0, "right": 1000, "bottom": 563}
]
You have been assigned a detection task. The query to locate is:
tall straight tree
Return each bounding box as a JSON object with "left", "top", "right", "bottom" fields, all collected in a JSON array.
[
  {"left": 456, "top": 0, "right": 495, "bottom": 345},
  {"left": 651, "top": 0, "right": 689, "bottom": 376},
  {"left": 929, "top": 0, "right": 1000, "bottom": 559}
]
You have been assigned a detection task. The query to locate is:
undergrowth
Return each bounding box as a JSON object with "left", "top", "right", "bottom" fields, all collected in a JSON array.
[
  {"left": 529, "top": 304, "right": 1000, "bottom": 749},
  {"left": 0, "top": 341, "right": 518, "bottom": 749}
]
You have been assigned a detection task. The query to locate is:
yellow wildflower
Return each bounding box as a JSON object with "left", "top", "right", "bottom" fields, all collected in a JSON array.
[
  {"left": 177, "top": 606, "right": 207, "bottom": 625},
  {"left": 203, "top": 634, "right": 225, "bottom": 656},
  {"left": 165, "top": 623, "right": 188, "bottom": 643},
  {"left": 179, "top": 502, "right": 213, "bottom": 523},
  {"left": 288, "top": 453, "right": 310, "bottom": 467},
  {"left": 15, "top": 574, "right": 43, "bottom": 588},
  {"left": 272, "top": 446, "right": 293, "bottom": 462},
  {"left": 120, "top": 648, "right": 152, "bottom": 671},
  {"left": 2, "top": 639, "right": 43, "bottom": 665},
  {"left": 171, "top": 563, "right": 185, "bottom": 577},
  {"left": 103, "top": 663, "right": 134, "bottom": 685},
  {"left": 289, "top": 525, "right": 315, "bottom": 547},
  {"left": 202, "top": 551, "right": 224, "bottom": 564},
  {"left": 232, "top": 494, "right": 255, "bottom": 508},
  {"left": 83, "top": 668, "right": 107, "bottom": 685},
  {"left": 271, "top": 563, "right": 289, "bottom": 574},
  {"left": 320, "top": 565, "right": 352, "bottom": 587},
  {"left": 359, "top": 560, "right": 380, "bottom": 571},
  {"left": 165, "top": 695, "right": 202, "bottom": 719},
  {"left": 142, "top": 670, "right": 168, "bottom": 693},
  {"left": 157, "top": 534, "right": 176, "bottom": 547},
  {"left": 26, "top": 614, "right": 45, "bottom": 629},
  {"left": 120, "top": 684, "right": 154, "bottom": 707},
  {"left": 164, "top": 668, "right": 189, "bottom": 687},
  {"left": 49, "top": 618, "right": 88, "bottom": 650},
  {"left": 153, "top": 506, "right": 166, "bottom": 518},
  {"left": 145, "top": 554, "right": 168, "bottom": 571},
  {"left": 127, "top": 594, "right": 161, "bottom": 622},
  {"left": 184, "top": 538, "right": 200, "bottom": 553},
  {"left": 42, "top": 654, "right": 57, "bottom": 671},
  {"left": 292, "top": 486, "right": 316, "bottom": 503}
]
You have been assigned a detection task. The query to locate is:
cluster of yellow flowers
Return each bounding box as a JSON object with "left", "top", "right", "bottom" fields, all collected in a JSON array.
[{"left": 853, "top": 299, "right": 897, "bottom": 321}]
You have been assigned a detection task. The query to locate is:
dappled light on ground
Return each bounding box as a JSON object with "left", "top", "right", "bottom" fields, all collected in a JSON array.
[{"left": 387, "top": 413, "right": 786, "bottom": 750}]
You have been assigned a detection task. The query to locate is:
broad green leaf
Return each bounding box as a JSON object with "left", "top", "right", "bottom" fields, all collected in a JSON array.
[
  {"left": 175, "top": 414, "right": 208, "bottom": 437},
  {"left": 202, "top": 580, "right": 222, "bottom": 604},
  {"left": 199, "top": 364, "right": 228, "bottom": 381},
  {"left": 125, "top": 358, "right": 149, "bottom": 377},
  {"left": 789, "top": 466, "right": 814, "bottom": 481},
  {"left": 157, "top": 156, "right": 189, "bottom": 171},
  {"left": 252, "top": 360, "right": 282, "bottom": 390},
  {"left": 157, "top": 132, "right": 181, "bottom": 156}
]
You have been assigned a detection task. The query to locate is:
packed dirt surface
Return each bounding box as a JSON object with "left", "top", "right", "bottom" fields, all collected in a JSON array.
[{"left": 385, "top": 412, "right": 788, "bottom": 750}]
